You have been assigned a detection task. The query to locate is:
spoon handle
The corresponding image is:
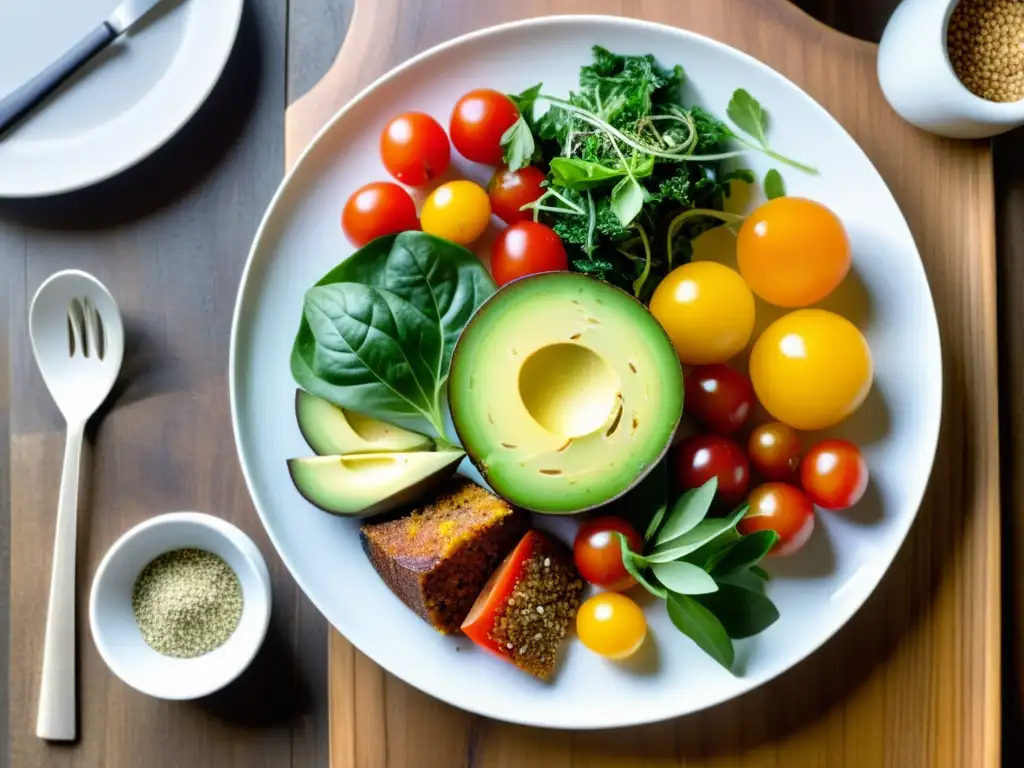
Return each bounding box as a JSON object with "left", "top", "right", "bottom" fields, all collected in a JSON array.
[{"left": 36, "top": 422, "right": 84, "bottom": 742}]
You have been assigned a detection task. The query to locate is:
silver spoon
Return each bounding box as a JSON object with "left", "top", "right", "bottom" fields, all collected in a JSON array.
[{"left": 29, "top": 270, "right": 124, "bottom": 741}]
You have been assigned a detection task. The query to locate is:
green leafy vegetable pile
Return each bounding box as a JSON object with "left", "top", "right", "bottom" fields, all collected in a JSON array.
[
  {"left": 290, "top": 231, "right": 496, "bottom": 444},
  {"left": 615, "top": 475, "right": 779, "bottom": 671},
  {"left": 499, "top": 46, "right": 815, "bottom": 301}
]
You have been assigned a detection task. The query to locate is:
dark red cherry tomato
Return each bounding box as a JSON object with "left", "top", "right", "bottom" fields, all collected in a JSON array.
[
  {"left": 673, "top": 434, "right": 751, "bottom": 508},
  {"left": 747, "top": 421, "right": 803, "bottom": 482},
  {"left": 490, "top": 221, "right": 568, "bottom": 286},
  {"left": 683, "top": 364, "right": 756, "bottom": 435}
]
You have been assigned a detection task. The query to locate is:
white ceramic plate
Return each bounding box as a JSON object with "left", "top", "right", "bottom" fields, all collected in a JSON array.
[
  {"left": 0, "top": 0, "right": 242, "bottom": 197},
  {"left": 230, "top": 16, "right": 942, "bottom": 729}
]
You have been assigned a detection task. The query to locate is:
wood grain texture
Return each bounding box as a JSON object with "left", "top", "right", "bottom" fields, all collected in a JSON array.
[
  {"left": 283, "top": 2, "right": 1003, "bottom": 766},
  {"left": 1, "top": 1, "right": 327, "bottom": 766}
]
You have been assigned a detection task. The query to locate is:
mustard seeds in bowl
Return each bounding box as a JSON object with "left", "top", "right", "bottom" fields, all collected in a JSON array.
[
  {"left": 947, "top": 0, "right": 1024, "bottom": 102},
  {"left": 132, "top": 547, "right": 243, "bottom": 658}
]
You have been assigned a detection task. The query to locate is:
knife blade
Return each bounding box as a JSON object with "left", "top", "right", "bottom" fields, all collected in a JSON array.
[{"left": 0, "top": 0, "right": 177, "bottom": 140}]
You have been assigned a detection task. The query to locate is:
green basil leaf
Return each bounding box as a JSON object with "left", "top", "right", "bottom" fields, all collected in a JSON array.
[
  {"left": 549, "top": 156, "right": 655, "bottom": 191},
  {"left": 667, "top": 593, "right": 734, "bottom": 669},
  {"left": 291, "top": 231, "right": 495, "bottom": 438},
  {"left": 655, "top": 477, "right": 717, "bottom": 546},
  {"left": 500, "top": 116, "right": 536, "bottom": 172},
  {"left": 615, "top": 533, "right": 666, "bottom": 598},
  {"left": 644, "top": 498, "right": 668, "bottom": 544},
  {"left": 681, "top": 527, "right": 740, "bottom": 568},
  {"left": 694, "top": 583, "right": 780, "bottom": 639},
  {"left": 707, "top": 530, "right": 780, "bottom": 577},
  {"left": 651, "top": 561, "right": 718, "bottom": 595},
  {"left": 610, "top": 175, "right": 646, "bottom": 227},
  {"left": 644, "top": 503, "right": 748, "bottom": 564},
  {"left": 726, "top": 88, "right": 768, "bottom": 147},
  {"left": 764, "top": 168, "right": 785, "bottom": 200},
  {"left": 750, "top": 565, "right": 771, "bottom": 581}
]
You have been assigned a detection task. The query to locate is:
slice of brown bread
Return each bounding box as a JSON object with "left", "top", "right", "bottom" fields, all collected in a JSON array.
[{"left": 359, "top": 478, "right": 530, "bottom": 633}]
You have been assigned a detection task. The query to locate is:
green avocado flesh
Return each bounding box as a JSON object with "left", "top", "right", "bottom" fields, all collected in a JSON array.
[
  {"left": 295, "top": 389, "right": 433, "bottom": 455},
  {"left": 288, "top": 450, "right": 465, "bottom": 517},
  {"left": 449, "top": 272, "right": 683, "bottom": 514}
]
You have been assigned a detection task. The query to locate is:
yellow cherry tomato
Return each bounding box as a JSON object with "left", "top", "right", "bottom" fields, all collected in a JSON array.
[
  {"left": 420, "top": 180, "right": 491, "bottom": 245},
  {"left": 749, "top": 309, "right": 873, "bottom": 431},
  {"left": 737, "top": 197, "right": 851, "bottom": 308},
  {"left": 576, "top": 592, "right": 647, "bottom": 660},
  {"left": 649, "top": 261, "right": 755, "bottom": 365}
]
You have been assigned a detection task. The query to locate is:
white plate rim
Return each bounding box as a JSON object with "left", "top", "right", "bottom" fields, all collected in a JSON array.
[
  {"left": 229, "top": 13, "right": 943, "bottom": 728},
  {"left": 0, "top": 0, "right": 244, "bottom": 198}
]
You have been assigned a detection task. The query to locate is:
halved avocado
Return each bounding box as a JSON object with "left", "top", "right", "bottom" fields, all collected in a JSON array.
[
  {"left": 295, "top": 389, "right": 434, "bottom": 455},
  {"left": 288, "top": 449, "right": 465, "bottom": 517},
  {"left": 448, "top": 272, "right": 683, "bottom": 514}
]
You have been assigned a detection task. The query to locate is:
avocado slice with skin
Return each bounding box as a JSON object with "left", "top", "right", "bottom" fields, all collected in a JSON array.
[
  {"left": 448, "top": 272, "right": 683, "bottom": 515},
  {"left": 288, "top": 449, "right": 465, "bottom": 517},
  {"left": 295, "top": 389, "right": 434, "bottom": 456}
]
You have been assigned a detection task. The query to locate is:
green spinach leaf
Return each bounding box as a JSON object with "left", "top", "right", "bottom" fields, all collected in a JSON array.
[
  {"left": 695, "top": 582, "right": 780, "bottom": 639},
  {"left": 667, "top": 593, "right": 735, "bottom": 669}
]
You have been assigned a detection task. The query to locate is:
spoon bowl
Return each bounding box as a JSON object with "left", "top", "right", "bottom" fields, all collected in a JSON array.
[
  {"left": 28, "top": 268, "right": 125, "bottom": 741},
  {"left": 29, "top": 269, "right": 124, "bottom": 422}
]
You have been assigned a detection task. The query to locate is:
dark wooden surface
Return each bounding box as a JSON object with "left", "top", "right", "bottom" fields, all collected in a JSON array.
[{"left": 1, "top": 0, "right": 1019, "bottom": 765}]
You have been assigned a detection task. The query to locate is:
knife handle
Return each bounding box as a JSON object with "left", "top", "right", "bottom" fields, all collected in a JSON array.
[{"left": 0, "top": 22, "right": 117, "bottom": 139}]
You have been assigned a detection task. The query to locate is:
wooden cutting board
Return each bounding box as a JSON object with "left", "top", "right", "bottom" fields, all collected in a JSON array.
[{"left": 285, "top": 1, "right": 1002, "bottom": 765}]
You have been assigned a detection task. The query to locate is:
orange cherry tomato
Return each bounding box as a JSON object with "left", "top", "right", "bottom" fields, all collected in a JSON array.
[
  {"left": 573, "top": 516, "right": 642, "bottom": 592},
  {"left": 379, "top": 112, "right": 451, "bottom": 187},
  {"left": 341, "top": 181, "right": 419, "bottom": 247},
  {"left": 737, "top": 197, "right": 851, "bottom": 308},
  {"left": 739, "top": 482, "right": 815, "bottom": 556},
  {"left": 801, "top": 439, "right": 869, "bottom": 510},
  {"left": 749, "top": 309, "right": 873, "bottom": 431},
  {"left": 576, "top": 592, "right": 648, "bottom": 660},
  {"left": 649, "top": 261, "right": 756, "bottom": 365}
]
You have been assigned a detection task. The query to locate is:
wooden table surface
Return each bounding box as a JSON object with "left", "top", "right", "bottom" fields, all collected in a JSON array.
[{"left": 1, "top": 1, "right": 1020, "bottom": 766}]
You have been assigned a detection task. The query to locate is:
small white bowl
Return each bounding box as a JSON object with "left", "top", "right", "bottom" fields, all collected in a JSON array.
[{"left": 89, "top": 512, "right": 272, "bottom": 700}]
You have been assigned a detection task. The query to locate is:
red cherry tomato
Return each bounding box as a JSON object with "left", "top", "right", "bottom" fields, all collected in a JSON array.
[
  {"left": 673, "top": 435, "right": 751, "bottom": 508},
  {"left": 683, "top": 364, "right": 756, "bottom": 435},
  {"left": 379, "top": 112, "right": 451, "bottom": 186},
  {"left": 449, "top": 89, "right": 520, "bottom": 165},
  {"left": 573, "top": 516, "right": 643, "bottom": 592},
  {"left": 490, "top": 221, "right": 568, "bottom": 286},
  {"left": 488, "top": 166, "right": 546, "bottom": 224},
  {"left": 747, "top": 422, "right": 803, "bottom": 482},
  {"left": 341, "top": 181, "right": 419, "bottom": 247},
  {"left": 800, "top": 439, "right": 869, "bottom": 510},
  {"left": 739, "top": 482, "right": 815, "bottom": 556}
]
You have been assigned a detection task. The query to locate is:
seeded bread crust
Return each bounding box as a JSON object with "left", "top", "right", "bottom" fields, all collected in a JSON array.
[{"left": 360, "top": 479, "right": 529, "bottom": 633}]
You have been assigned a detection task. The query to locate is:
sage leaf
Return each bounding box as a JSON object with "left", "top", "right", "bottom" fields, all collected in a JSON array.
[
  {"left": 651, "top": 561, "right": 718, "bottom": 595},
  {"left": 706, "top": 530, "right": 779, "bottom": 577},
  {"left": 681, "top": 527, "right": 740, "bottom": 568},
  {"left": 667, "top": 593, "right": 734, "bottom": 669},
  {"left": 694, "top": 583, "right": 780, "bottom": 639},
  {"left": 610, "top": 175, "right": 646, "bottom": 227},
  {"left": 615, "top": 533, "right": 666, "bottom": 598},
  {"left": 764, "top": 168, "right": 785, "bottom": 199},
  {"left": 726, "top": 88, "right": 768, "bottom": 147},
  {"left": 643, "top": 503, "right": 748, "bottom": 564},
  {"left": 655, "top": 477, "right": 717, "bottom": 546},
  {"left": 750, "top": 565, "right": 771, "bottom": 581}
]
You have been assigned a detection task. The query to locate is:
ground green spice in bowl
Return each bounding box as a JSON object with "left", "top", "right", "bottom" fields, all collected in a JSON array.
[{"left": 132, "top": 548, "right": 243, "bottom": 658}]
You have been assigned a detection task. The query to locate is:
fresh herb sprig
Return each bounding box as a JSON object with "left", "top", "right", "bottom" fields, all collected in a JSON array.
[
  {"left": 614, "top": 476, "right": 780, "bottom": 672},
  {"left": 499, "top": 47, "right": 813, "bottom": 303}
]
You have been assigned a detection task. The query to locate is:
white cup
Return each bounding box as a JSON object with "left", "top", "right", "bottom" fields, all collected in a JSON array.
[{"left": 878, "top": 0, "right": 1024, "bottom": 139}]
